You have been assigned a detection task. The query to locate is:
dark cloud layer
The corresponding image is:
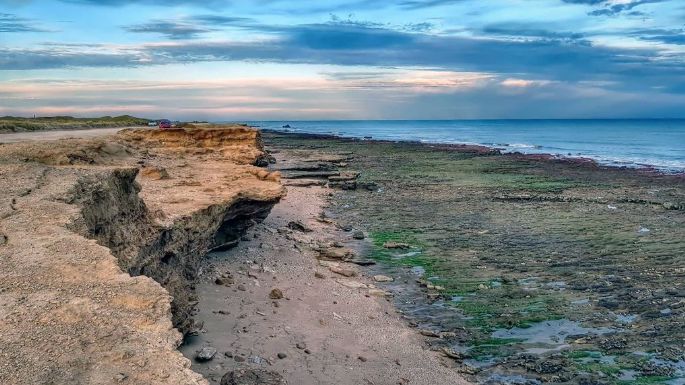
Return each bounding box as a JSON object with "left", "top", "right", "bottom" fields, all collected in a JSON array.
[
  {"left": 4, "top": 21, "right": 684, "bottom": 94},
  {"left": 562, "top": 0, "right": 666, "bottom": 16},
  {"left": 0, "top": 13, "right": 45, "bottom": 32}
]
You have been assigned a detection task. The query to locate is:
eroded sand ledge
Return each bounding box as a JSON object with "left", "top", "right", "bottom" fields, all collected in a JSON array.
[{"left": 0, "top": 127, "right": 284, "bottom": 385}]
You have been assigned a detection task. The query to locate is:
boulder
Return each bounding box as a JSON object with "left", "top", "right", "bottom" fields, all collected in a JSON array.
[{"left": 195, "top": 346, "right": 217, "bottom": 362}]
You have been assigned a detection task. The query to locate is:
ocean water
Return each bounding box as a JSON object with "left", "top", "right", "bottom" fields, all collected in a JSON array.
[{"left": 240, "top": 120, "right": 685, "bottom": 173}]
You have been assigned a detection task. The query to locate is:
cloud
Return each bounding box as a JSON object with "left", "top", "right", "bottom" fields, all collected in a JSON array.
[
  {"left": 562, "top": 0, "right": 666, "bottom": 16},
  {"left": 3, "top": 20, "right": 685, "bottom": 97},
  {"left": 124, "top": 21, "right": 214, "bottom": 39},
  {"left": 121, "top": 15, "right": 253, "bottom": 40},
  {"left": 633, "top": 28, "right": 685, "bottom": 45},
  {"left": 0, "top": 13, "right": 46, "bottom": 32}
]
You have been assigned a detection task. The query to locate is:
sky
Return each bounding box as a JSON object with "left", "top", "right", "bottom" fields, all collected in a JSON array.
[{"left": 1, "top": 0, "right": 685, "bottom": 120}]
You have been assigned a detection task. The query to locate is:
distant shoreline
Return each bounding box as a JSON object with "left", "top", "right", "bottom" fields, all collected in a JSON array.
[{"left": 262, "top": 128, "right": 685, "bottom": 177}]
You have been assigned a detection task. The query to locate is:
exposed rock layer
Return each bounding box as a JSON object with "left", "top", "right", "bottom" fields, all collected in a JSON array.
[{"left": 0, "top": 127, "right": 284, "bottom": 385}]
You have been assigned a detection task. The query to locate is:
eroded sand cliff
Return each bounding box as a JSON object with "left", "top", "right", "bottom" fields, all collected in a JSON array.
[{"left": 0, "top": 127, "right": 284, "bottom": 385}]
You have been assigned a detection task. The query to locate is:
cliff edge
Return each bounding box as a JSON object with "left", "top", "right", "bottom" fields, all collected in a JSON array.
[{"left": 0, "top": 126, "right": 284, "bottom": 385}]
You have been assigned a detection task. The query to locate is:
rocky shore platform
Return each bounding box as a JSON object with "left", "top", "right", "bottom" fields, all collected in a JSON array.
[{"left": 260, "top": 131, "right": 685, "bottom": 385}]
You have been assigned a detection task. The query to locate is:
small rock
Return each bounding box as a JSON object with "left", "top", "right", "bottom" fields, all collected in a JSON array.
[
  {"left": 352, "top": 231, "right": 365, "bottom": 240},
  {"left": 368, "top": 289, "right": 389, "bottom": 297},
  {"left": 196, "top": 346, "right": 217, "bottom": 362},
  {"left": 358, "top": 356, "right": 368, "bottom": 362},
  {"left": 220, "top": 369, "right": 286, "bottom": 385},
  {"left": 287, "top": 221, "right": 312, "bottom": 233},
  {"left": 419, "top": 329, "right": 440, "bottom": 337},
  {"left": 383, "top": 241, "right": 410, "bottom": 249},
  {"left": 215, "top": 277, "right": 234, "bottom": 286},
  {"left": 341, "top": 225, "right": 353, "bottom": 232},
  {"left": 113, "top": 373, "right": 128, "bottom": 382},
  {"left": 304, "top": 349, "right": 311, "bottom": 354},
  {"left": 373, "top": 275, "right": 394, "bottom": 282},
  {"left": 296, "top": 342, "right": 306, "bottom": 350},
  {"left": 441, "top": 347, "right": 463, "bottom": 360},
  {"left": 269, "top": 288, "right": 284, "bottom": 299},
  {"left": 248, "top": 355, "right": 268, "bottom": 365},
  {"left": 314, "top": 271, "right": 325, "bottom": 279},
  {"left": 277, "top": 352, "right": 287, "bottom": 359},
  {"left": 237, "top": 284, "right": 247, "bottom": 291},
  {"left": 319, "top": 247, "right": 355, "bottom": 260},
  {"left": 224, "top": 352, "right": 234, "bottom": 358},
  {"left": 234, "top": 355, "right": 246, "bottom": 362},
  {"left": 329, "top": 266, "right": 357, "bottom": 277},
  {"left": 0, "top": 234, "right": 6, "bottom": 246}
]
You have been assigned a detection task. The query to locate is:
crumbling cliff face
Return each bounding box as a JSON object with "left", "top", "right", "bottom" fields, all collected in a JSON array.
[{"left": 0, "top": 126, "right": 284, "bottom": 385}]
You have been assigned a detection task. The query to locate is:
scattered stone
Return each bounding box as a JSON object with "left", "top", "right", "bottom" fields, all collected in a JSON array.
[
  {"left": 329, "top": 266, "right": 357, "bottom": 277},
  {"left": 234, "top": 355, "right": 246, "bottom": 362},
  {"left": 296, "top": 342, "right": 307, "bottom": 350},
  {"left": 352, "top": 230, "right": 365, "bottom": 240},
  {"left": 319, "top": 247, "right": 355, "bottom": 260},
  {"left": 248, "top": 355, "right": 268, "bottom": 365},
  {"left": 441, "top": 347, "right": 464, "bottom": 360},
  {"left": 419, "top": 329, "right": 440, "bottom": 337},
  {"left": 304, "top": 349, "right": 311, "bottom": 354},
  {"left": 358, "top": 356, "right": 368, "bottom": 362},
  {"left": 113, "top": 373, "right": 128, "bottom": 382},
  {"left": 195, "top": 346, "right": 217, "bottom": 362},
  {"left": 314, "top": 271, "right": 325, "bottom": 279},
  {"left": 237, "top": 284, "right": 247, "bottom": 291},
  {"left": 336, "top": 279, "right": 369, "bottom": 289},
  {"left": 220, "top": 369, "right": 286, "bottom": 385},
  {"left": 0, "top": 234, "right": 7, "bottom": 246},
  {"left": 341, "top": 225, "right": 353, "bottom": 232},
  {"left": 277, "top": 352, "right": 287, "bottom": 359},
  {"left": 269, "top": 288, "right": 284, "bottom": 300},
  {"left": 215, "top": 277, "right": 234, "bottom": 286},
  {"left": 368, "top": 289, "right": 389, "bottom": 297},
  {"left": 373, "top": 275, "right": 394, "bottom": 282},
  {"left": 287, "top": 221, "right": 312, "bottom": 232},
  {"left": 224, "top": 352, "right": 233, "bottom": 358}
]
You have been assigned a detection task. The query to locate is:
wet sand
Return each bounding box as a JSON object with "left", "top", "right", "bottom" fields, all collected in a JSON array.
[{"left": 179, "top": 172, "right": 470, "bottom": 384}]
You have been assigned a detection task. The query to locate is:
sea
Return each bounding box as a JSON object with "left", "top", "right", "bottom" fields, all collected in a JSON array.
[{"left": 239, "top": 120, "right": 685, "bottom": 173}]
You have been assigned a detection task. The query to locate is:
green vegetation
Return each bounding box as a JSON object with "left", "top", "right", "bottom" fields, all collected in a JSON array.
[{"left": 0, "top": 115, "right": 150, "bottom": 133}]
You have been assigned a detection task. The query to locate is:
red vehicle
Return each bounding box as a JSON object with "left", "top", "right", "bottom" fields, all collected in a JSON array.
[{"left": 158, "top": 119, "right": 172, "bottom": 129}]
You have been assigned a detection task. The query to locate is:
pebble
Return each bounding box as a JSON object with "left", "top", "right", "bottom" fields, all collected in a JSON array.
[
  {"left": 237, "top": 284, "right": 247, "bottom": 291},
  {"left": 234, "top": 355, "right": 246, "bottom": 362},
  {"left": 358, "top": 356, "right": 368, "bottom": 362},
  {"left": 277, "top": 352, "right": 287, "bottom": 359},
  {"left": 314, "top": 271, "right": 325, "bottom": 279},
  {"left": 296, "top": 342, "right": 306, "bottom": 350},
  {"left": 352, "top": 230, "right": 365, "bottom": 239},
  {"left": 373, "top": 275, "right": 394, "bottom": 282},
  {"left": 269, "top": 288, "right": 284, "bottom": 299}
]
